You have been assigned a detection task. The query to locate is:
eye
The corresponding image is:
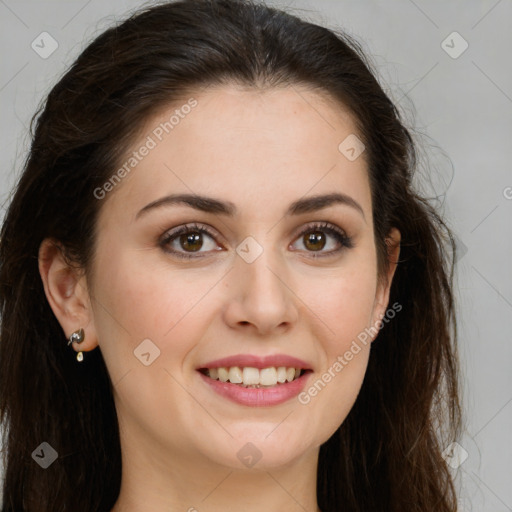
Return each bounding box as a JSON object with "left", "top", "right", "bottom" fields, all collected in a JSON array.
[
  {"left": 290, "top": 221, "right": 353, "bottom": 257},
  {"left": 159, "top": 223, "right": 223, "bottom": 259},
  {"left": 159, "top": 221, "right": 353, "bottom": 260}
]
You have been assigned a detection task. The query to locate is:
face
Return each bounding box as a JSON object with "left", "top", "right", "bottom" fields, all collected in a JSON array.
[{"left": 72, "top": 85, "right": 398, "bottom": 471}]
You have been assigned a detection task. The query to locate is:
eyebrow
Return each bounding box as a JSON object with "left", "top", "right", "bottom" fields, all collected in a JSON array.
[{"left": 136, "top": 192, "right": 366, "bottom": 221}]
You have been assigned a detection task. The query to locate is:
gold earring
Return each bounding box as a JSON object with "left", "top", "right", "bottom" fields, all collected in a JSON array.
[{"left": 67, "top": 328, "right": 85, "bottom": 362}]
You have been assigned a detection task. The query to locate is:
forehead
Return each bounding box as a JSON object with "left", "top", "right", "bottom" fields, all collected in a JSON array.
[{"left": 99, "top": 84, "right": 371, "bottom": 223}]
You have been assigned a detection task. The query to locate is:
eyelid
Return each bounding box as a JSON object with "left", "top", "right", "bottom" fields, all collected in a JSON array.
[{"left": 292, "top": 220, "right": 350, "bottom": 240}]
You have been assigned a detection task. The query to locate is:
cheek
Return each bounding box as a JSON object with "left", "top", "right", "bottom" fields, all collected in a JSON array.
[
  {"left": 90, "top": 257, "right": 203, "bottom": 428},
  {"left": 307, "top": 262, "right": 378, "bottom": 352},
  {"left": 309, "top": 274, "right": 375, "bottom": 389},
  {"left": 294, "top": 257, "right": 377, "bottom": 434},
  {"left": 90, "top": 252, "right": 188, "bottom": 369},
  {"left": 91, "top": 249, "right": 227, "bottom": 375}
]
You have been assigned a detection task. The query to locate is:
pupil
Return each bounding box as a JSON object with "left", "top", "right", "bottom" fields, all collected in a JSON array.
[
  {"left": 180, "top": 232, "right": 203, "bottom": 252},
  {"left": 305, "top": 231, "right": 325, "bottom": 251}
]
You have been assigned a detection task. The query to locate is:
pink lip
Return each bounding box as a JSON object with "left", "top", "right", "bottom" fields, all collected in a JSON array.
[
  {"left": 198, "top": 371, "right": 311, "bottom": 407},
  {"left": 198, "top": 354, "right": 312, "bottom": 370}
]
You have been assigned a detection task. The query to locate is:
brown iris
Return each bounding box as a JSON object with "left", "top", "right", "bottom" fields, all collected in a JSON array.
[
  {"left": 180, "top": 232, "right": 203, "bottom": 252},
  {"left": 303, "top": 231, "right": 326, "bottom": 251}
]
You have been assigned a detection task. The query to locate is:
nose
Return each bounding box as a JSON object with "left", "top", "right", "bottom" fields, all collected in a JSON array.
[{"left": 222, "top": 245, "right": 299, "bottom": 336}]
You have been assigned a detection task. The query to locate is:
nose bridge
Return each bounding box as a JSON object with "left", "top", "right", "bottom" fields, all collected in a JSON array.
[
  {"left": 224, "top": 232, "right": 298, "bottom": 333},
  {"left": 241, "top": 243, "right": 283, "bottom": 296},
  {"left": 238, "top": 234, "right": 286, "bottom": 300}
]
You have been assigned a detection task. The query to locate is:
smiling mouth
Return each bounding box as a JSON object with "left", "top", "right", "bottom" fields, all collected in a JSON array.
[{"left": 198, "top": 366, "right": 311, "bottom": 388}]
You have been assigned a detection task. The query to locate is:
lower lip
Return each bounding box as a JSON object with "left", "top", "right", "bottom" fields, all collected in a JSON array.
[{"left": 198, "top": 371, "right": 310, "bottom": 407}]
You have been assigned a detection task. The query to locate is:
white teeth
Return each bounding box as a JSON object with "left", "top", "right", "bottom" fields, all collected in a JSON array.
[
  {"left": 206, "top": 366, "right": 304, "bottom": 386},
  {"left": 260, "top": 367, "right": 277, "bottom": 386},
  {"left": 218, "top": 367, "right": 229, "bottom": 382},
  {"left": 276, "top": 366, "right": 287, "bottom": 383},
  {"left": 228, "top": 366, "right": 243, "bottom": 384},
  {"left": 242, "top": 367, "right": 260, "bottom": 385}
]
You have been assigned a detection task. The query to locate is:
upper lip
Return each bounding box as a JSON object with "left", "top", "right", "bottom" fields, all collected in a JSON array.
[{"left": 198, "top": 354, "right": 312, "bottom": 370}]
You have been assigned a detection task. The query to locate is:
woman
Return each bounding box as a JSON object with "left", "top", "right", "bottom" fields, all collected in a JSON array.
[{"left": 0, "top": 0, "right": 463, "bottom": 510}]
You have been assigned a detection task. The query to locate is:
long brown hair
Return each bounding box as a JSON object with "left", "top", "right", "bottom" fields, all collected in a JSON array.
[{"left": 0, "top": 1, "right": 463, "bottom": 510}]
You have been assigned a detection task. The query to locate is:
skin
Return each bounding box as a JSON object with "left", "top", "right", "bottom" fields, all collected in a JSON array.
[{"left": 39, "top": 84, "right": 400, "bottom": 512}]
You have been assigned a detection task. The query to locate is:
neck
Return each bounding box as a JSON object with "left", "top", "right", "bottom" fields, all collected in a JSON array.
[{"left": 110, "top": 424, "right": 321, "bottom": 512}]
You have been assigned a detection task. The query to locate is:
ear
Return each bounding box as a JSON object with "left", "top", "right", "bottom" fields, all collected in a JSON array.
[
  {"left": 38, "top": 238, "right": 98, "bottom": 355},
  {"left": 370, "top": 227, "right": 401, "bottom": 339}
]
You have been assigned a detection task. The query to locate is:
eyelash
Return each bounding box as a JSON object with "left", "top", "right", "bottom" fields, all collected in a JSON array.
[{"left": 159, "top": 221, "right": 354, "bottom": 260}]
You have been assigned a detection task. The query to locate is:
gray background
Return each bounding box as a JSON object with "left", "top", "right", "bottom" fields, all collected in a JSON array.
[{"left": 1, "top": 0, "right": 511, "bottom": 510}]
